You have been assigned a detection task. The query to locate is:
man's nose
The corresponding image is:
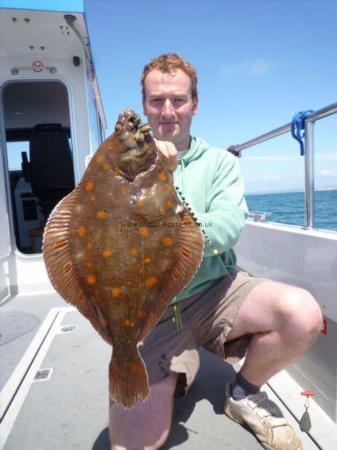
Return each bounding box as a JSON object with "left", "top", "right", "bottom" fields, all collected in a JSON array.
[{"left": 161, "top": 99, "right": 175, "bottom": 117}]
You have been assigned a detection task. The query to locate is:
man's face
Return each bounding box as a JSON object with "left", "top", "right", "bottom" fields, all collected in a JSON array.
[{"left": 142, "top": 68, "right": 198, "bottom": 150}]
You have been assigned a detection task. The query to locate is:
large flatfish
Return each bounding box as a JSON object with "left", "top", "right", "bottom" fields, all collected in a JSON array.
[{"left": 43, "top": 109, "right": 204, "bottom": 407}]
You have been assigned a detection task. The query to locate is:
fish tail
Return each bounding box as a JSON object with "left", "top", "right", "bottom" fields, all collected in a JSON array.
[{"left": 109, "top": 350, "right": 149, "bottom": 408}]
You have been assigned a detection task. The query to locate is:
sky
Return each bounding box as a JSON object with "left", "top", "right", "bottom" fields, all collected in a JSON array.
[{"left": 86, "top": 1, "right": 335, "bottom": 193}]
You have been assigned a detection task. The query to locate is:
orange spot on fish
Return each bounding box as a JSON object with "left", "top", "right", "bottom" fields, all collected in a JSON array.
[
  {"left": 112, "top": 287, "right": 121, "bottom": 297},
  {"left": 137, "top": 310, "right": 146, "bottom": 318},
  {"left": 166, "top": 199, "right": 174, "bottom": 209},
  {"left": 136, "top": 199, "right": 145, "bottom": 206},
  {"left": 144, "top": 257, "right": 151, "bottom": 264},
  {"left": 124, "top": 319, "right": 133, "bottom": 327},
  {"left": 160, "top": 208, "right": 166, "bottom": 216},
  {"left": 90, "top": 195, "right": 96, "bottom": 202},
  {"left": 78, "top": 227, "right": 86, "bottom": 237},
  {"left": 96, "top": 210, "right": 107, "bottom": 220},
  {"left": 121, "top": 186, "right": 129, "bottom": 195},
  {"left": 63, "top": 262, "right": 71, "bottom": 274},
  {"left": 139, "top": 227, "right": 149, "bottom": 237},
  {"left": 163, "top": 236, "right": 173, "bottom": 247},
  {"left": 85, "top": 181, "right": 94, "bottom": 191},
  {"left": 181, "top": 247, "right": 191, "bottom": 257},
  {"left": 53, "top": 239, "right": 67, "bottom": 249},
  {"left": 95, "top": 154, "right": 104, "bottom": 163},
  {"left": 85, "top": 261, "right": 92, "bottom": 268},
  {"left": 129, "top": 247, "right": 138, "bottom": 256},
  {"left": 102, "top": 162, "right": 110, "bottom": 170},
  {"left": 86, "top": 274, "right": 96, "bottom": 285},
  {"left": 86, "top": 242, "right": 92, "bottom": 250},
  {"left": 159, "top": 171, "right": 167, "bottom": 181},
  {"left": 102, "top": 249, "right": 112, "bottom": 257},
  {"left": 146, "top": 276, "right": 158, "bottom": 287},
  {"left": 139, "top": 268, "right": 145, "bottom": 274}
]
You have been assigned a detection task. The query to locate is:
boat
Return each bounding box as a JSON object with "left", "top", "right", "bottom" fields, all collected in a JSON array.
[{"left": 0, "top": 1, "right": 336, "bottom": 449}]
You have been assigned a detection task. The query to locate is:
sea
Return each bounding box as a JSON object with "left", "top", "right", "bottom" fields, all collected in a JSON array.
[{"left": 245, "top": 189, "right": 337, "bottom": 232}]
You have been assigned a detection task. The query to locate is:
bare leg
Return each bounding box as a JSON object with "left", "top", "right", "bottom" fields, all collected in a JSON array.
[
  {"left": 227, "top": 281, "right": 322, "bottom": 386},
  {"left": 109, "top": 372, "right": 178, "bottom": 450}
]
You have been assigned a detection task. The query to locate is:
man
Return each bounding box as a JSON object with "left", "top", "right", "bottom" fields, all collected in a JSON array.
[{"left": 109, "top": 53, "right": 322, "bottom": 450}]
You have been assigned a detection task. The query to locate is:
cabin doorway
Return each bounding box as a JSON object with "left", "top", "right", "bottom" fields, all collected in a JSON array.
[{"left": 1, "top": 80, "right": 75, "bottom": 254}]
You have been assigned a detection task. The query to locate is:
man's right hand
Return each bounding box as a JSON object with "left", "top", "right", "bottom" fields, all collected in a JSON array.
[{"left": 154, "top": 139, "right": 178, "bottom": 171}]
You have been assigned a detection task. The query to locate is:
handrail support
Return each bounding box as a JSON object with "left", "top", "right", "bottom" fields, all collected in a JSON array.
[{"left": 304, "top": 120, "right": 315, "bottom": 229}]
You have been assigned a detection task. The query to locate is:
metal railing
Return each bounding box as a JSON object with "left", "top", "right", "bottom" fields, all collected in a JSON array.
[{"left": 227, "top": 102, "right": 337, "bottom": 229}]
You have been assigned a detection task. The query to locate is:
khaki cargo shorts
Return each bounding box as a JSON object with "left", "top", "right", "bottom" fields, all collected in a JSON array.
[{"left": 139, "top": 269, "right": 265, "bottom": 397}]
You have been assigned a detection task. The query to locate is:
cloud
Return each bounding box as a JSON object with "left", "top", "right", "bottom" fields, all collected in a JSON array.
[
  {"left": 244, "top": 173, "right": 302, "bottom": 184},
  {"left": 220, "top": 58, "right": 270, "bottom": 78},
  {"left": 319, "top": 169, "right": 337, "bottom": 178},
  {"left": 317, "top": 154, "right": 337, "bottom": 161}
]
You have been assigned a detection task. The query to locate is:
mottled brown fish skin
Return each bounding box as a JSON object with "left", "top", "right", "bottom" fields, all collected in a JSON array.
[{"left": 43, "top": 109, "right": 204, "bottom": 408}]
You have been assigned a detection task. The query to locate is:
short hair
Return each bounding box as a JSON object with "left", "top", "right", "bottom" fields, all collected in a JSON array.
[{"left": 141, "top": 53, "right": 198, "bottom": 101}]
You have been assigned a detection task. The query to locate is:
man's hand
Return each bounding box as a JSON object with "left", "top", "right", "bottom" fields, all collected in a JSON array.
[{"left": 154, "top": 139, "right": 178, "bottom": 171}]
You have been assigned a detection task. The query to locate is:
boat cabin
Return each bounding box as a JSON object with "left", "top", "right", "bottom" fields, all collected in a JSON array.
[{"left": 0, "top": 0, "right": 105, "bottom": 300}]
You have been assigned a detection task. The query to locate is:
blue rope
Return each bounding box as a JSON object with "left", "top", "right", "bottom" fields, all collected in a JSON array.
[{"left": 291, "top": 110, "right": 313, "bottom": 156}]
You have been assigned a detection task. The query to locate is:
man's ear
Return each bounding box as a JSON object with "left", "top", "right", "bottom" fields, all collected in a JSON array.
[
  {"left": 192, "top": 97, "right": 198, "bottom": 115},
  {"left": 142, "top": 97, "right": 147, "bottom": 116}
]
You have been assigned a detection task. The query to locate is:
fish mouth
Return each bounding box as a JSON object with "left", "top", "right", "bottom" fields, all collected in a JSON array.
[
  {"left": 114, "top": 109, "right": 157, "bottom": 180},
  {"left": 115, "top": 109, "right": 153, "bottom": 147}
]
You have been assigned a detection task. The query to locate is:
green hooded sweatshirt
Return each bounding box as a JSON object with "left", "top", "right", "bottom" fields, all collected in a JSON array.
[{"left": 171, "top": 136, "right": 248, "bottom": 305}]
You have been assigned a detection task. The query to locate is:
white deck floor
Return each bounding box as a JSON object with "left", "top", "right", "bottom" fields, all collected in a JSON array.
[{"left": 0, "top": 293, "right": 319, "bottom": 449}]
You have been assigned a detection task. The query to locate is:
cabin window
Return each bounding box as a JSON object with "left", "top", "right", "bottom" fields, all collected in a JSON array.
[{"left": 1, "top": 80, "right": 75, "bottom": 254}]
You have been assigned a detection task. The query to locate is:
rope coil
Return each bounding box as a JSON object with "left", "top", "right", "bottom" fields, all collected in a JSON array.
[{"left": 291, "top": 110, "right": 314, "bottom": 156}]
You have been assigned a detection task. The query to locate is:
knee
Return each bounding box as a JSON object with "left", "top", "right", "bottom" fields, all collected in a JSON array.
[
  {"left": 109, "top": 374, "right": 177, "bottom": 450},
  {"left": 152, "top": 430, "right": 171, "bottom": 450},
  {"left": 278, "top": 287, "right": 322, "bottom": 344},
  {"left": 111, "top": 439, "right": 168, "bottom": 450}
]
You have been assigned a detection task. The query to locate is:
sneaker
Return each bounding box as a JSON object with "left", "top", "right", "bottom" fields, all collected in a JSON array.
[{"left": 224, "top": 382, "right": 303, "bottom": 450}]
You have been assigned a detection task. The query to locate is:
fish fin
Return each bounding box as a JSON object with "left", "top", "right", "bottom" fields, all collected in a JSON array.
[
  {"left": 109, "top": 349, "right": 149, "bottom": 408},
  {"left": 167, "top": 207, "right": 204, "bottom": 295},
  {"left": 43, "top": 188, "right": 112, "bottom": 345},
  {"left": 139, "top": 208, "right": 204, "bottom": 339}
]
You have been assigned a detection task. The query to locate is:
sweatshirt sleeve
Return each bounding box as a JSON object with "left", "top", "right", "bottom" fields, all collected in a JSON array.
[{"left": 194, "top": 152, "right": 247, "bottom": 258}]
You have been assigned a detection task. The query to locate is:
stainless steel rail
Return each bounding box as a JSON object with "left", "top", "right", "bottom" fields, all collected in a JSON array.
[
  {"left": 231, "top": 102, "right": 337, "bottom": 153},
  {"left": 228, "top": 101, "right": 337, "bottom": 229}
]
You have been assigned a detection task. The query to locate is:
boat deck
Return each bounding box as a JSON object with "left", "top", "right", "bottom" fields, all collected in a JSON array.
[{"left": 0, "top": 293, "right": 319, "bottom": 449}]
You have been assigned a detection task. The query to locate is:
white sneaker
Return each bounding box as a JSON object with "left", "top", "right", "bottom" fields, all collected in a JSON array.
[{"left": 224, "top": 382, "right": 303, "bottom": 450}]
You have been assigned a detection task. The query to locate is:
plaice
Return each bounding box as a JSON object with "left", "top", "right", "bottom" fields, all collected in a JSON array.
[{"left": 43, "top": 109, "right": 204, "bottom": 407}]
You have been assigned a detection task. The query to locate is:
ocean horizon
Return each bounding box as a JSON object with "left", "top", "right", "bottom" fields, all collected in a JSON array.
[
  {"left": 246, "top": 187, "right": 337, "bottom": 196},
  {"left": 245, "top": 189, "right": 337, "bottom": 231}
]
